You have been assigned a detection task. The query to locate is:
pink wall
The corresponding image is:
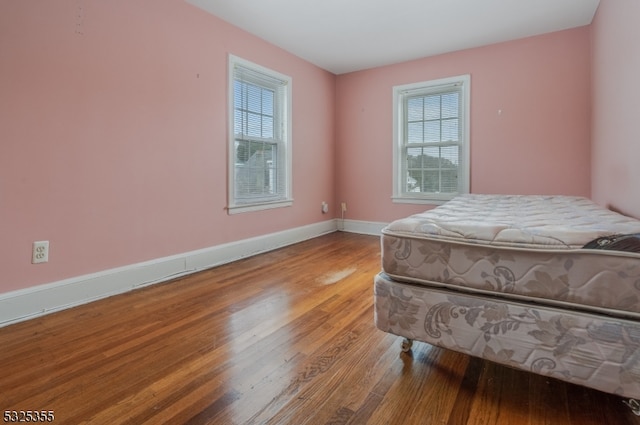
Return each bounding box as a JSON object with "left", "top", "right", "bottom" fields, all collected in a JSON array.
[
  {"left": 0, "top": 0, "right": 336, "bottom": 293},
  {"left": 591, "top": 0, "right": 640, "bottom": 218},
  {"left": 335, "top": 28, "right": 592, "bottom": 223},
  {"left": 0, "top": 1, "right": 607, "bottom": 297}
]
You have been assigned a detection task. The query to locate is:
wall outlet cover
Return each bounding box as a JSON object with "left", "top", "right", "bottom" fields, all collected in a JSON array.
[{"left": 32, "top": 241, "right": 49, "bottom": 264}]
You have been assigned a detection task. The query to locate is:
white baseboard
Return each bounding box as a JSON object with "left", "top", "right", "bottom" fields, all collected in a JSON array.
[
  {"left": 338, "top": 219, "right": 388, "bottom": 236},
  {"left": 0, "top": 219, "right": 338, "bottom": 327}
]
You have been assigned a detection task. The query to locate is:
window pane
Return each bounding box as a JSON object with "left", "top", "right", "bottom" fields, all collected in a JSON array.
[
  {"left": 424, "top": 95, "right": 440, "bottom": 120},
  {"left": 406, "top": 148, "right": 423, "bottom": 174},
  {"left": 440, "top": 145, "right": 459, "bottom": 168},
  {"left": 407, "top": 97, "right": 423, "bottom": 121},
  {"left": 262, "top": 89, "right": 274, "bottom": 114},
  {"left": 407, "top": 122, "right": 423, "bottom": 143},
  {"left": 422, "top": 170, "right": 439, "bottom": 192},
  {"left": 407, "top": 146, "right": 422, "bottom": 159},
  {"left": 424, "top": 121, "right": 440, "bottom": 142},
  {"left": 405, "top": 175, "right": 419, "bottom": 192},
  {"left": 406, "top": 147, "right": 422, "bottom": 192},
  {"left": 441, "top": 118, "right": 459, "bottom": 142},
  {"left": 235, "top": 140, "right": 249, "bottom": 163},
  {"left": 234, "top": 113, "right": 243, "bottom": 136},
  {"left": 234, "top": 81, "right": 243, "bottom": 109},
  {"left": 423, "top": 146, "right": 439, "bottom": 167},
  {"left": 246, "top": 84, "right": 262, "bottom": 113},
  {"left": 247, "top": 112, "right": 261, "bottom": 137},
  {"left": 441, "top": 169, "right": 458, "bottom": 192},
  {"left": 262, "top": 116, "right": 273, "bottom": 139},
  {"left": 441, "top": 93, "right": 459, "bottom": 119}
]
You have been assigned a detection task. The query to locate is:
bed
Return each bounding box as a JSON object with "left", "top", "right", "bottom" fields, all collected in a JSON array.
[{"left": 374, "top": 194, "right": 640, "bottom": 413}]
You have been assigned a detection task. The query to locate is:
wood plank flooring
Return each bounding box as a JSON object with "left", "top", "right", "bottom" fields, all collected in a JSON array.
[{"left": 1, "top": 232, "right": 638, "bottom": 424}]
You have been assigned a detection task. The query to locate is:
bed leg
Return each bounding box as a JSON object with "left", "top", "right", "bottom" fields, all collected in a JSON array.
[
  {"left": 401, "top": 338, "right": 413, "bottom": 353},
  {"left": 623, "top": 398, "right": 640, "bottom": 415}
]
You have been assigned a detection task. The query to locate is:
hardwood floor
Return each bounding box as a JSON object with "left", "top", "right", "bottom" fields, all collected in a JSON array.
[{"left": 1, "top": 232, "right": 638, "bottom": 424}]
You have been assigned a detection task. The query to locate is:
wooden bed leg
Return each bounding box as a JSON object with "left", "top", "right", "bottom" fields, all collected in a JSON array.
[
  {"left": 623, "top": 398, "right": 640, "bottom": 415},
  {"left": 401, "top": 338, "right": 413, "bottom": 353}
]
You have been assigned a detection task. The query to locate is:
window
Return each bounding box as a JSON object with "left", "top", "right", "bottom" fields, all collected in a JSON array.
[
  {"left": 392, "top": 75, "right": 470, "bottom": 204},
  {"left": 228, "top": 55, "right": 292, "bottom": 214}
]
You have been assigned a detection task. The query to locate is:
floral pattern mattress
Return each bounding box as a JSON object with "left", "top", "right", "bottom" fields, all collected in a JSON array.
[
  {"left": 374, "top": 272, "right": 640, "bottom": 399},
  {"left": 381, "top": 194, "right": 640, "bottom": 319},
  {"left": 376, "top": 194, "right": 640, "bottom": 399}
]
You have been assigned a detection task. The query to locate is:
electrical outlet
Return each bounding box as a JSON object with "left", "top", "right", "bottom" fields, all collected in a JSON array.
[
  {"left": 341, "top": 202, "right": 347, "bottom": 213},
  {"left": 32, "top": 241, "right": 49, "bottom": 264},
  {"left": 321, "top": 201, "right": 329, "bottom": 214}
]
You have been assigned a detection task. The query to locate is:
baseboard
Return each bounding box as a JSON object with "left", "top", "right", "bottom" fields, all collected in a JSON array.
[
  {"left": 338, "top": 219, "right": 388, "bottom": 236},
  {"left": 0, "top": 220, "right": 338, "bottom": 327}
]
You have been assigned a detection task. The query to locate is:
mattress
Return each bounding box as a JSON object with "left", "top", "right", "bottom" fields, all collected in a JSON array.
[
  {"left": 381, "top": 195, "right": 640, "bottom": 318},
  {"left": 374, "top": 272, "right": 640, "bottom": 399}
]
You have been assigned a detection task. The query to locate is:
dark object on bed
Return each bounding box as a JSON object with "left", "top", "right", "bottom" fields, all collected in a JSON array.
[{"left": 583, "top": 233, "right": 640, "bottom": 253}]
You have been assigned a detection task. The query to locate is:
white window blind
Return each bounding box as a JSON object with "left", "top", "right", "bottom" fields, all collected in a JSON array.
[
  {"left": 228, "top": 55, "right": 292, "bottom": 213},
  {"left": 393, "top": 75, "right": 470, "bottom": 204}
]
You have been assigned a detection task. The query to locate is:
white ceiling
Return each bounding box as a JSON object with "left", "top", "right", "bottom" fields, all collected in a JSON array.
[{"left": 186, "top": 0, "right": 600, "bottom": 75}]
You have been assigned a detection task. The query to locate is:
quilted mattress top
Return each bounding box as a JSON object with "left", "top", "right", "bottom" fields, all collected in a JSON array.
[{"left": 383, "top": 194, "right": 640, "bottom": 249}]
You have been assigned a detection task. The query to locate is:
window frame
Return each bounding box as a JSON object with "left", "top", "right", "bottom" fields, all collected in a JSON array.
[
  {"left": 227, "top": 54, "right": 293, "bottom": 214},
  {"left": 392, "top": 74, "right": 470, "bottom": 205}
]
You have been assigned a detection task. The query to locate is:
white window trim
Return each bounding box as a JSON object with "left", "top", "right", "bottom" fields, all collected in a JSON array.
[
  {"left": 227, "top": 54, "right": 293, "bottom": 214},
  {"left": 392, "top": 74, "right": 470, "bottom": 205}
]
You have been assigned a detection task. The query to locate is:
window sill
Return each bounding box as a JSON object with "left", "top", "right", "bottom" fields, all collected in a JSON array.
[
  {"left": 227, "top": 199, "right": 293, "bottom": 215},
  {"left": 391, "top": 196, "right": 453, "bottom": 206}
]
